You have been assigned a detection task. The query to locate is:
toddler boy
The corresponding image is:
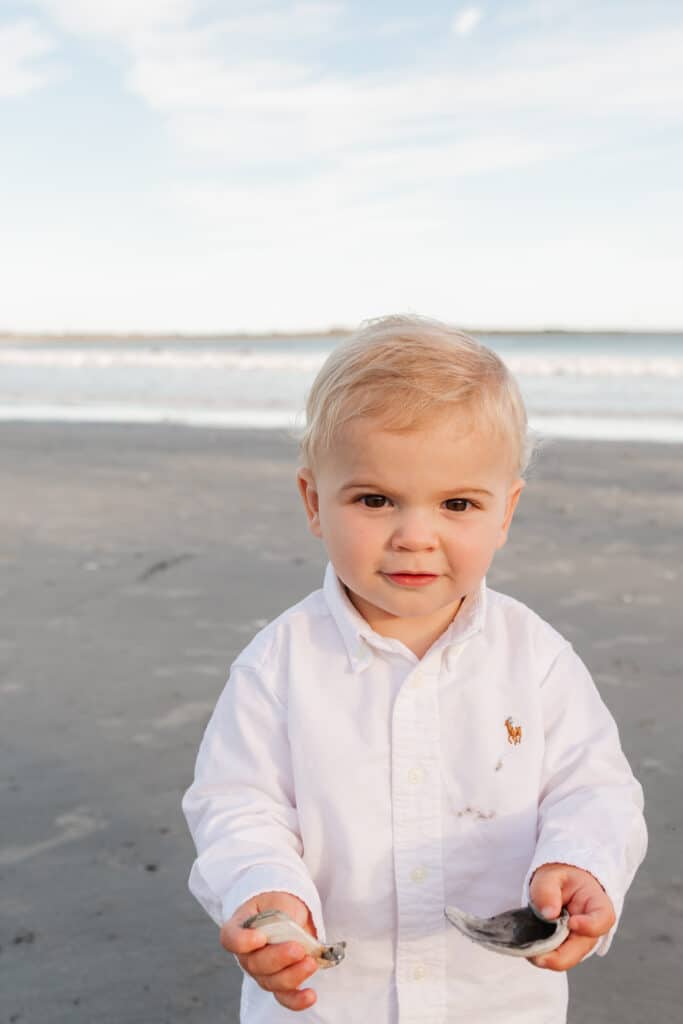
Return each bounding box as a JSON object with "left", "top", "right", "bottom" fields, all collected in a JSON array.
[{"left": 183, "top": 315, "right": 646, "bottom": 1023}]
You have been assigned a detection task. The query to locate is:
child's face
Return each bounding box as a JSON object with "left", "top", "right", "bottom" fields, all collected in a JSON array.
[{"left": 297, "top": 412, "right": 524, "bottom": 646}]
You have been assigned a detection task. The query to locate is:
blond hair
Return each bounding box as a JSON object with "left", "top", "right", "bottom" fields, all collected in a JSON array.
[{"left": 297, "top": 314, "right": 537, "bottom": 477}]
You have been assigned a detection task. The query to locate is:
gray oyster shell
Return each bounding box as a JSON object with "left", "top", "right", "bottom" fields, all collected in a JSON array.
[
  {"left": 444, "top": 901, "right": 570, "bottom": 958},
  {"left": 242, "top": 909, "right": 346, "bottom": 969}
]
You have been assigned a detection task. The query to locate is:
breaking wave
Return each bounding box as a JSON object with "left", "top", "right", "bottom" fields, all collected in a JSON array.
[{"left": 1, "top": 346, "right": 683, "bottom": 378}]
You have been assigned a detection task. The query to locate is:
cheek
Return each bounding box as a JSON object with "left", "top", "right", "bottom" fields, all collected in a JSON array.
[
  {"left": 328, "top": 510, "right": 382, "bottom": 557},
  {"left": 447, "top": 520, "right": 502, "bottom": 557},
  {"left": 345, "top": 516, "right": 377, "bottom": 552}
]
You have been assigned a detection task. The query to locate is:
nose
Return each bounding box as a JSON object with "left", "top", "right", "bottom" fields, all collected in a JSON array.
[{"left": 390, "top": 509, "right": 438, "bottom": 551}]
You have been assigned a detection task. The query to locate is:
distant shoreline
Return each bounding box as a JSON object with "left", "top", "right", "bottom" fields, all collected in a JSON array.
[{"left": 2, "top": 327, "right": 682, "bottom": 343}]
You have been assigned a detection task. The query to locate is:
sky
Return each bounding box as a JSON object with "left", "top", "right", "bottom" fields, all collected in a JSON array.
[{"left": 1, "top": 0, "right": 682, "bottom": 333}]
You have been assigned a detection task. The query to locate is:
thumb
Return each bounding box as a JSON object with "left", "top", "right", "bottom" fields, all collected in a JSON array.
[
  {"left": 529, "top": 869, "right": 563, "bottom": 921},
  {"left": 221, "top": 897, "right": 269, "bottom": 955}
]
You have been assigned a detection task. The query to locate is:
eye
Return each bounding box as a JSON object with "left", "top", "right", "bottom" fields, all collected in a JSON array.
[
  {"left": 357, "top": 494, "right": 390, "bottom": 509},
  {"left": 444, "top": 498, "right": 474, "bottom": 512}
]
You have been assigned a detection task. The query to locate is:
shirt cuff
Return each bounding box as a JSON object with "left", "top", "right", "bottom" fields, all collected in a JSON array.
[
  {"left": 220, "top": 866, "right": 326, "bottom": 943},
  {"left": 521, "top": 846, "right": 622, "bottom": 958}
]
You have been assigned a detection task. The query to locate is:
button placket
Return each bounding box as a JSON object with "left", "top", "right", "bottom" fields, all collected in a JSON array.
[
  {"left": 392, "top": 668, "right": 447, "bottom": 1022},
  {"left": 410, "top": 666, "right": 426, "bottom": 688}
]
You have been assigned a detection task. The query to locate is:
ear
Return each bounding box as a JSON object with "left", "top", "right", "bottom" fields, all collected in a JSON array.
[
  {"left": 296, "top": 467, "right": 322, "bottom": 538},
  {"left": 495, "top": 478, "right": 525, "bottom": 550}
]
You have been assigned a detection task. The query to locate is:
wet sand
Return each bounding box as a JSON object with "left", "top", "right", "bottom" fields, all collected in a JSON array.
[{"left": 0, "top": 423, "right": 681, "bottom": 1023}]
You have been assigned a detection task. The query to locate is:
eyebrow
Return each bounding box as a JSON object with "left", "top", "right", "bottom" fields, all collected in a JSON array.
[{"left": 338, "top": 482, "right": 495, "bottom": 498}]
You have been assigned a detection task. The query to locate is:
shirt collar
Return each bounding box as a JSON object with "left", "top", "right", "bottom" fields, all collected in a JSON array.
[{"left": 322, "top": 561, "right": 487, "bottom": 673}]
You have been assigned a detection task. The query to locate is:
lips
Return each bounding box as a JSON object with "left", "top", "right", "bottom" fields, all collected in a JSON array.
[
  {"left": 385, "top": 571, "right": 437, "bottom": 576},
  {"left": 384, "top": 571, "right": 439, "bottom": 588}
]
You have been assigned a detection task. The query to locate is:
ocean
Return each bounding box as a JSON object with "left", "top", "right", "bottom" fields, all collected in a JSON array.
[{"left": 1, "top": 331, "right": 682, "bottom": 443}]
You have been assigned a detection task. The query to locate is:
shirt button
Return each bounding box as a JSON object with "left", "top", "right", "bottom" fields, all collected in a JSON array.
[
  {"left": 410, "top": 670, "right": 424, "bottom": 688},
  {"left": 408, "top": 766, "right": 424, "bottom": 785},
  {"left": 410, "top": 866, "right": 427, "bottom": 883},
  {"left": 413, "top": 964, "right": 426, "bottom": 981}
]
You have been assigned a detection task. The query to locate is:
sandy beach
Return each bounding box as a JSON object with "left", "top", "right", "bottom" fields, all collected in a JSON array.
[{"left": 1, "top": 422, "right": 680, "bottom": 1023}]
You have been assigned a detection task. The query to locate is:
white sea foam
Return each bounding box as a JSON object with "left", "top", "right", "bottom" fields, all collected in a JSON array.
[
  {"left": 506, "top": 355, "right": 683, "bottom": 378},
  {"left": 1, "top": 346, "right": 683, "bottom": 377},
  {"left": 0, "top": 403, "right": 303, "bottom": 429},
  {"left": 529, "top": 415, "right": 683, "bottom": 442},
  {"left": 1, "top": 403, "right": 682, "bottom": 442},
  {"left": 0, "top": 347, "right": 327, "bottom": 372}
]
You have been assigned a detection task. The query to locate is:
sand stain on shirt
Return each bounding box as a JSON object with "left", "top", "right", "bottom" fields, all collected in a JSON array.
[{"left": 454, "top": 806, "right": 496, "bottom": 821}]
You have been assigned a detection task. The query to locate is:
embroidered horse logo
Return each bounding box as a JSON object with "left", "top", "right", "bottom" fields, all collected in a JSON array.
[{"left": 505, "top": 717, "right": 522, "bottom": 745}]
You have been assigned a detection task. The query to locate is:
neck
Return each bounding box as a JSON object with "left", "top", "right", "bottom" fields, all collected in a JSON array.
[{"left": 347, "top": 588, "right": 466, "bottom": 660}]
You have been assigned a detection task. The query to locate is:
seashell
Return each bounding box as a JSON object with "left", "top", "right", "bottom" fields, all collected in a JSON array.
[
  {"left": 242, "top": 909, "right": 346, "bottom": 969},
  {"left": 444, "top": 900, "right": 570, "bottom": 958}
]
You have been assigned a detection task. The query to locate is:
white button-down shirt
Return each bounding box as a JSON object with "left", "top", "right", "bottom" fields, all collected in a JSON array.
[{"left": 183, "top": 563, "right": 646, "bottom": 1024}]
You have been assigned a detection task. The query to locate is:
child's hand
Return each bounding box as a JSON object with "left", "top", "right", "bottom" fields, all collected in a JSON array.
[
  {"left": 220, "top": 891, "right": 319, "bottom": 1012},
  {"left": 528, "top": 862, "right": 616, "bottom": 971}
]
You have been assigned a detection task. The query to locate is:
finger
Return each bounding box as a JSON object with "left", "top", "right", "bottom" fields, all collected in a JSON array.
[
  {"left": 565, "top": 886, "right": 615, "bottom": 937},
  {"left": 529, "top": 872, "right": 564, "bottom": 920},
  {"left": 569, "top": 906, "right": 616, "bottom": 937},
  {"left": 565, "top": 879, "right": 607, "bottom": 911},
  {"left": 275, "top": 987, "right": 317, "bottom": 1012},
  {"left": 529, "top": 933, "right": 597, "bottom": 972},
  {"left": 240, "top": 942, "right": 308, "bottom": 978},
  {"left": 256, "top": 955, "right": 318, "bottom": 994}
]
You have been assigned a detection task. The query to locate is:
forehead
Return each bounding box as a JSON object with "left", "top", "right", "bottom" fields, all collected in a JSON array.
[{"left": 321, "top": 413, "right": 514, "bottom": 489}]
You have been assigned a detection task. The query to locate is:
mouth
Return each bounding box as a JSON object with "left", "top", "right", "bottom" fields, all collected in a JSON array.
[
  {"left": 383, "top": 571, "right": 439, "bottom": 588},
  {"left": 384, "top": 570, "right": 438, "bottom": 576}
]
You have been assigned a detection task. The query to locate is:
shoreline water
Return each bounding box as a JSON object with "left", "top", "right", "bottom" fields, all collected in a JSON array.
[{"left": 2, "top": 332, "right": 681, "bottom": 445}]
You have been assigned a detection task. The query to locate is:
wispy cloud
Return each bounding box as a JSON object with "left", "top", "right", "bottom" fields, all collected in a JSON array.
[
  {"left": 0, "top": 19, "right": 56, "bottom": 97},
  {"left": 30, "top": 0, "right": 344, "bottom": 44},
  {"left": 168, "top": 132, "right": 572, "bottom": 244},
  {"left": 29, "top": 0, "right": 195, "bottom": 40},
  {"left": 123, "top": 23, "right": 683, "bottom": 184},
  {"left": 452, "top": 6, "right": 483, "bottom": 37},
  {"left": 27, "top": 2, "right": 683, "bottom": 157}
]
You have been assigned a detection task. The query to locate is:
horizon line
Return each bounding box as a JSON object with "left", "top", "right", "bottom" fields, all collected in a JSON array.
[{"left": 2, "top": 326, "right": 682, "bottom": 342}]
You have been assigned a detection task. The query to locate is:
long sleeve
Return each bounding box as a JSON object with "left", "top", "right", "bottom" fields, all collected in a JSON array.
[
  {"left": 181, "top": 660, "right": 325, "bottom": 938},
  {"left": 522, "top": 644, "right": 647, "bottom": 954}
]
